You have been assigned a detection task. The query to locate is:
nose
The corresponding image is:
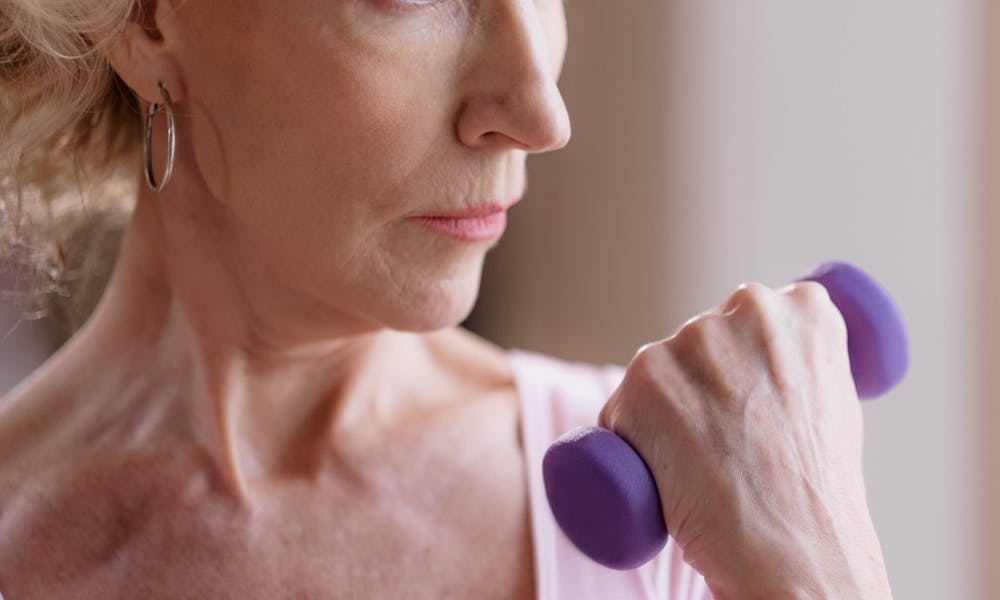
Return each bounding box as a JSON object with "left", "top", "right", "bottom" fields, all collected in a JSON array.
[{"left": 455, "top": 0, "right": 572, "bottom": 153}]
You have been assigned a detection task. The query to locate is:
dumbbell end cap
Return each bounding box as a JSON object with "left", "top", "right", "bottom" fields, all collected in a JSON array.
[
  {"left": 801, "top": 261, "right": 910, "bottom": 398},
  {"left": 543, "top": 426, "right": 669, "bottom": 570}
]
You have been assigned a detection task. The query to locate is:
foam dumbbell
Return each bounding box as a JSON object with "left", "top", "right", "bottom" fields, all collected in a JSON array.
[{"left": 542, "top": 261, "right": 909, "bottom": 570}]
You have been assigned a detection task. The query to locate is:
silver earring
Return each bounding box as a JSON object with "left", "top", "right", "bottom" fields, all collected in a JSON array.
[{"left": 144, "top": 82, "right": 176, "bottom": 192}]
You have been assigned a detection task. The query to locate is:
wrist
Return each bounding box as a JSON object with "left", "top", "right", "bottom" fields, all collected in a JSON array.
[
  {"left": 708, "top": 555, "right": 891, "bottom": 600},
  {"left": 704, "top": 508, "right": 892, "bottom": 600}
]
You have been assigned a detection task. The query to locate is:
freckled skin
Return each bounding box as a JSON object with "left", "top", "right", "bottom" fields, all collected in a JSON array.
[{"left": 0, "top": 0, "right": 569, "bottom": 597}]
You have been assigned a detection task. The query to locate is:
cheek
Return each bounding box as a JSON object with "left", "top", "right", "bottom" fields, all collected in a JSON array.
[{"left": 185, "top": 16, "right": 459, "bottom": 223}]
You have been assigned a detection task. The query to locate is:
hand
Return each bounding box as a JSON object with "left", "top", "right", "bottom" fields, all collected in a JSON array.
[{"left": 598, "top": 282, "right": 892, "bottom": 599}]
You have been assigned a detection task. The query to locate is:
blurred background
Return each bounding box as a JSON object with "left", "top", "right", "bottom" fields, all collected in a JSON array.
[
  {"left": 1, "top": 0, "right": 997, "bottom": 597},
  {"left": 467, "top": 1, "right": 997, "bottom": 598}
]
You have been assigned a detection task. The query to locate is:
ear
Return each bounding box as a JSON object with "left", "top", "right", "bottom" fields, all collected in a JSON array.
[{"left": 105, "top": 0, "right": 185, "bottom": 104}]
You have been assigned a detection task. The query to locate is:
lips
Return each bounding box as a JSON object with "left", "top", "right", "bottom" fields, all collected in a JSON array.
[
  {"left": 408, "top": 200, "right": 517, "bottom": 242},
  {"left": 412, "top": 199, "right": 518, "bottom": 220}
]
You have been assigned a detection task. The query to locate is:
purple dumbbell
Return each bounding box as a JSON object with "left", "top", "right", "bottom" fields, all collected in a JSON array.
[{"left": 542, "top": 261, "right": 910, "bottom": 570}]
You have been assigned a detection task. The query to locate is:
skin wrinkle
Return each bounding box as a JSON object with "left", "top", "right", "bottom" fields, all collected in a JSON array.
[
  {"left": 0, "top": 1, "right": 892, "bottom": 598},
  {"left": 596, "top": 279, "right": 891, "bottom": 598}
]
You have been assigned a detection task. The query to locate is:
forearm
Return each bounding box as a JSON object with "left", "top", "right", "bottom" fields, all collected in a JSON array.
[{"left": 703, "top": 503, "right": 892, "bottom": 600}]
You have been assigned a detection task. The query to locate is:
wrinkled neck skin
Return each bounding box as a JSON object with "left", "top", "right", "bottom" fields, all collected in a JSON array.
[{"left": 69, "top": 179, "right": 458, "bottom": 502}]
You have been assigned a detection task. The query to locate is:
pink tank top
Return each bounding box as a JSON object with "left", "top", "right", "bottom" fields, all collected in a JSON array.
[{"left": 509, "top": 350, "right": 712, "bottom": 600}]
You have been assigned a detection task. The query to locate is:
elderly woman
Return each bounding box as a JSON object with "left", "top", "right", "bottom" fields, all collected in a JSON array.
[{"left": 0, "top": 1, "right": 893, "bottom": 598}]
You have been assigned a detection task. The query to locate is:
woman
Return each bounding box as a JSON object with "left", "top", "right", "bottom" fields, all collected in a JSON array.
[{"left": 0, "top": 0, "right": 892, "bottom": 598}]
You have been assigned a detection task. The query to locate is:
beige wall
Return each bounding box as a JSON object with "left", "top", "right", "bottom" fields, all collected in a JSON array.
[
  {"left": 468, "top": 3, "right": 675, "bottom": 363},
  {"left": 470, "top": 1, "right": 984, "bottom": 597},
  {"left": 980, "top": 0, "right": 999, "bottom": 591}
]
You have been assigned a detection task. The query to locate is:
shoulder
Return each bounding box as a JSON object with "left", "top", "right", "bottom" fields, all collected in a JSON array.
[
  {"left": 0, "top": 381, "right": 70, "bottom": 483},
  {"left": 422, "top": 329, "right": 627, "bottom": 410},
  {"left": 509, "top": 351, "right": 714, "bottom": 599},
  {"left": 0, "top": 379, "right": 201, "bottom": 576},
  {"left": 0, "top": 393, "right": 104, "bottom": 583},
  {"left": 507, "top": 349, "right": 625, "bottom": 436},
  {"left": 508, "top": 350, "right": 625, "bottom": 393},
  {"left": 0, "top": 403, "right": 207, "bottom": 594},
  {"left": 0, "top": 333, "right": 105, "bottom": 472}
]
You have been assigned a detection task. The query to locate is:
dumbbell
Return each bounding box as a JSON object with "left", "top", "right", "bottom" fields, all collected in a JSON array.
[{"left": 542, "top": 261, "right": 910, "bottom": 570}]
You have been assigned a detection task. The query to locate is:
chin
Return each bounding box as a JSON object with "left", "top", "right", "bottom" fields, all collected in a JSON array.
[
  {"left": 379, "top": 270, "right": 484, "bottom": 334},
  {"left": 390, "top": 288, "right": 480, "bottom": 333}
]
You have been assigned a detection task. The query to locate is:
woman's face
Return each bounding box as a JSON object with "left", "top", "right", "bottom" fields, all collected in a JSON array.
[{"left": 159, "top": 0, "right": 570, "bottom": 335}]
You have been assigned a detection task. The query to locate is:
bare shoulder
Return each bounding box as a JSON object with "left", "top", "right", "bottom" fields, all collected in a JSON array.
[
  {"left": 0, "top": 375, "right": 70, "bottom": 483},
  {"left": 0, "top": 375, "right": 117, "bottom": 519},
  {"left": 0, "top": 374, "right": 209, "bottom": 595},
  {"left": 0, "top": 383, "right": 103, "bottom": 585}
]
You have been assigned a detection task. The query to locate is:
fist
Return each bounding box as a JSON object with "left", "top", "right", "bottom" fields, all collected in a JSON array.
[{"left": 599, "top": 282, "right": 891, "bottom": 599}]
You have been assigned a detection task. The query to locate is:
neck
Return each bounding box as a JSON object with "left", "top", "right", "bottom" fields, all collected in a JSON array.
[{"left": 69, "top": 189, "right": 439, "bottom": 500}]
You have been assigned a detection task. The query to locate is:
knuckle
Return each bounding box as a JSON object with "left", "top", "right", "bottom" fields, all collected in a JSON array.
[
  {"left": 624, "top": 341, "right": 687, "bottom": 405},
  {"left": 723, "top": 282, "right": 780, "bottom": 332},
  {"left": 629, "top": 342, "right": 670, "bottom": 381},
  {"left": 789, "top": 281, "right": 831, "bottom": 306},
  {"left": 739, "top": 281, "right": 773, "bottom": 299},
  {"left": 618, "top": 343, "right": 693, "bottom": 435},
  {"left": 667, "top": 316, "right": 749, "bottom": 410},
  {"left": 725, "top": 282, "right": 775, "bottom": 315},
  {"left": 671, "top": 312, "right": 721, "bottom": 352},
  {"left": 791, "top": 283, "right": 847, "bottom": 338}
]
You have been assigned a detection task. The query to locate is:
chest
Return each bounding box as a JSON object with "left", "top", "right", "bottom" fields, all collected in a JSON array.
[
  {"left": 71, "top": 497, "right": 533, "bottom": 599},
  {"left": 0, "top": 420, "right": 536, "bottom": 599}
]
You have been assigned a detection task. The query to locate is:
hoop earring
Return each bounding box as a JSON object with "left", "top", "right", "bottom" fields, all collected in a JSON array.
[{"left": 144, "top": 82, "right": 176, "bottom": 192}]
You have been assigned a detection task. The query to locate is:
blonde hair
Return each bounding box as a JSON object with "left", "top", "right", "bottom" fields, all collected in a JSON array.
[{"left": 1, "top": 0, "right": 142, "bottom": 319}]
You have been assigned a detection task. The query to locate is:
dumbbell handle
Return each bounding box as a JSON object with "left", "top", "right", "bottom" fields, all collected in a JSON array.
[{"left": 542, "top": 262, "right": 910, "bottom": 570}]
